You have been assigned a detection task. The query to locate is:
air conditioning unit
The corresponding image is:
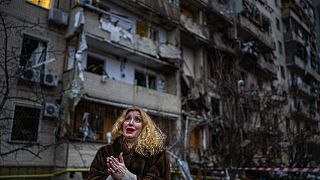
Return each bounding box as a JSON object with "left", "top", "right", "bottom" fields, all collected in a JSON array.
[
  {"left": 43, "top": 71, "right": 59, "bottom": 87},
  {"left": 43, "top": 102, "right": 60, "bottom": 118},
  {"left": 20, "top": 68, "right": 41, "bottom": 83},
  {"left": 48, "top": 8, "right": 68, "bottom": 26}
]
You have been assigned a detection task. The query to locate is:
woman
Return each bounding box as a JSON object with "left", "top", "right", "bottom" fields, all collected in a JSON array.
[{"left": 87, "top": 108, "right": 170, "bottom": 180}]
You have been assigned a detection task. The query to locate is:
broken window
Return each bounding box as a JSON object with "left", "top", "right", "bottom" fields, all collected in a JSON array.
[
  {"left": 136, "top": 20, "right": 148, "bottom": 38},
  {"left": 20, "top": 35, "right": 47, "bottom": 68},
  {"left": 27, "top": 0, "right": 52, "bottom": 9},
  {"left": 11, "top": 105, "right": 41, "bottom": 142},
  {"left": 136, "top": 20, "right": 159, "bottom": 41},
  {"left": 86, "top": 55, "right": 105, "bottom": 75},
  {"left": 135, "top": 70, "right": 156, "bottom": 90},
  {"left": 74, "top": 101, "right": 123, "bottom": 142}
]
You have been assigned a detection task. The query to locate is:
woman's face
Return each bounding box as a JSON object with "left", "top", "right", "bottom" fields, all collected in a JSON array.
[{"left": 123, "top": 110, "right": 143, "bottom": 143}]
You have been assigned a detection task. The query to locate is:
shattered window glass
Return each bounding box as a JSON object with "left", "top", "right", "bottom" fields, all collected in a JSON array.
[
  {"left": 20, "top": 35, "right": 47, "bottom": 68},
  {"left": 135, "top": 71, "right": 156, "bottom": 90},
  {"left": 86, "top": 55, "right": 105, "bottom": 75},
  {"left": 11, "top": 105, "right": 41, "bottom": 142}
]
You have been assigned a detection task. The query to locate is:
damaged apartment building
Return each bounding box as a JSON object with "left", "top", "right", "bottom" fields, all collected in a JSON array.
[{"left": 0, "top": 0, "right": 320, "bottom": 179}]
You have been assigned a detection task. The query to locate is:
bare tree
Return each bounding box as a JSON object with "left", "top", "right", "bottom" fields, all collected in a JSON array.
[{"left": 0, "top": 0, "right": 64, "bottom": 158}]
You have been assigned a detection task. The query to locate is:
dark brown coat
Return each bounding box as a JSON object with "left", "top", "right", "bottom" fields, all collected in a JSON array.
[{"left": 87, "top": 136, "right": 170, "bottom": 180}]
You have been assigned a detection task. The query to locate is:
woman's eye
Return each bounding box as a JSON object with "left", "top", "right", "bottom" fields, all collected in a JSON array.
[
  {"left": 125, "top": 117, "right": 131, "bottom": 121},
  {"left": 134, "top": 118, "right": 141, "bottom": 122}
]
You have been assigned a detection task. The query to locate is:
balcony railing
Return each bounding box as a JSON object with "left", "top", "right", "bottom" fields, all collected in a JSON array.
[
  {"left": 67, "top": 7, "right": 181, "bottom": 62},
  {"left": 286, "top": 54, "right": 306, "bottom": 72},
  {"left": 306, "top": 66, "right": 320, "bottom": 81},
  {"left": 284, "top": 31, "right": 305, "bottom": 45},
  {"left": 82, "top": 72, "right": 181, "bottom": 114},
  {"left": 282, "top": 9, "right": 311, "bottom": 34},
  {"left": 290, "top": 103, "right": 319, "bottom": 122},
  {"left": 207, "top": 0, "right": 234, "bottom": 25},
  {"left": 282, "top": 0, "right": 315, "bottom": 25},
  {"left": 290, "top": 83, "right": 317, "bottom": 99},
  {"left": 240, "top": 52, "right": 277, "bottom": 79},
  {"left": 180, "top": 14, "right": 210, "bottom": 41},
  {"left": 238, "top": 16, "right": 274, "bottom": 52},
  {"left": 107, "top": 0, "right": 180, "bottom": 26}
]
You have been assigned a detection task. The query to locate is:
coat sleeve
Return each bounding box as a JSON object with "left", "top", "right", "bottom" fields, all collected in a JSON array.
[
  {"left": 87, "top": 147, "right": 109, "bottom": 180},
  {"left": 137, "top": 151, "right": 170, "bottom": 180}
]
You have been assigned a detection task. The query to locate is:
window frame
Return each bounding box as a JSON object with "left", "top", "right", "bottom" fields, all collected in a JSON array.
[
  {"left": 10, "top": 102, "right": 42, "bottom": 143},
  {"left": 20, "top": 34, "right": 49, "bottom": 70},
  {"left": 134, "top": 69, "right": 156, "bottom": 90},
  {"left": 85, "top": 53, "right": 106, "bottom": 75}
]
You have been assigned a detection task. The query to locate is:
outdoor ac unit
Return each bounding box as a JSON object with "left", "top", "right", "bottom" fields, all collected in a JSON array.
[
  {"left": 48, "top": 8, "right": 68, "bottom": 26},
  {"left": 20, "top": 68, "right": 41, "bottom": 83},
  {"left": 43, "top": 102, "right": 60, "bottom": 118},
  {"left": 43, "top": 71, "right": 59, "bottom": 87}
]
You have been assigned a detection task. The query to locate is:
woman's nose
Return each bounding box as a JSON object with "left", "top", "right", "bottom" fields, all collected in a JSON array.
[{"left": 128, "top": 118, "right": 134, "bottom": 125}]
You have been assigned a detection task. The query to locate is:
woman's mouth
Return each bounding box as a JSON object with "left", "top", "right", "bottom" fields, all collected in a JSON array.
[{"left": 126, "top": 127, "right": 135, "bottom": 134}]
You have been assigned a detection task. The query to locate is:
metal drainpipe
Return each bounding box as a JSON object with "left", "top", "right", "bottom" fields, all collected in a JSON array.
[{"left": 184, "top": 116, "right": 189, "bottom": 160}]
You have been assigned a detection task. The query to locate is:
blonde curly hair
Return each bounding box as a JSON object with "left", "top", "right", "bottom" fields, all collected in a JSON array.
[{"left": 111, "top": 108, "right": 166, "bottom": 156}]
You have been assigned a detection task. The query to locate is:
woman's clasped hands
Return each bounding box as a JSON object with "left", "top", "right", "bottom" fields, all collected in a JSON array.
[{"left": 106, "top": 152, "right": 126, "bottom": 180}]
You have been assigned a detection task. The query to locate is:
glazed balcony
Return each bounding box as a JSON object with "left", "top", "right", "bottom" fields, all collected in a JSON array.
[
  {"left": 67, "top": 7, "right": 181, "bottom": 67},
  {"left": 106, "top": 0, "right": 180, "bottom": 29},
  {"left": 238, "top": 15, "right": 275, "bottom": 52},
  {"left": 180, "top": 14, "right": 210, "bottom": 42}
]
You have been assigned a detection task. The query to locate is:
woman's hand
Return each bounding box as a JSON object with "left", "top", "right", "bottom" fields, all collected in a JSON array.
[{"left": 106, "top": 152, "right": 126, "bottom": 180}]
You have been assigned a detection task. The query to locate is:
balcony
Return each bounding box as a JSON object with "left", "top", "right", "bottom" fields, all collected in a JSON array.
[
  {"left": 181, "top": 0, "right": 209, "bottom": 11},
  {"left": 282, "top": 9, "right": 310, "bottom": 34},
  {"left": 286, "top": 54, "right": 306, "bottom": 73},
  {"left": 106, "top": 0, "right": 180, "bottom": 29},
  {"left": 290, "top": 104, "right": 320, "bottom": 122},
  {"left": 284, "top": 31, "right": 305, "bottom": 46},
  {"left": 67, "top": 7, "right": 181, "bottom": 68},
  {"left": 306, "top": 66, "right": 320, "bottom": 82},
  {"left": 180, "top": 14, "right": 210, "bottom": 42},
  {"left": 240, "top": 52, "right": 277, "bottom": 80},
  {"left": 81, "top": 72, "right": 181, "bottom": 114},
  {"left": 290, "top": 83, "right": 317, "bottom": 100},
  {"left": 207, "top": 0, "right": 234, "bottom": 29},
  {"left": 282, "top": 0, "right": 315, "bottom": 25},
  {"left": 238, "top": 16, "right": 275, "bottom": 52}
]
